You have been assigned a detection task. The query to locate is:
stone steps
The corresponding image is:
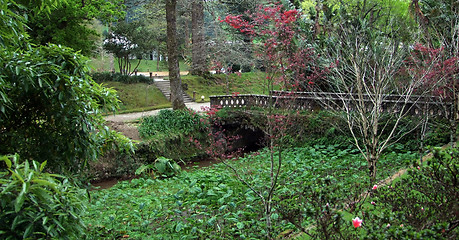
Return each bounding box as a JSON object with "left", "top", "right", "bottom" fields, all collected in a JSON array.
[{"left": 154, "top": 80, "right": 194, "bottom": 103}]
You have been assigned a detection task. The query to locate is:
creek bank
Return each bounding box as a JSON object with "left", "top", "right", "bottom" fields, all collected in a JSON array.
[{"left": 90, "top": 157, "right": 226, "bottom": 190}]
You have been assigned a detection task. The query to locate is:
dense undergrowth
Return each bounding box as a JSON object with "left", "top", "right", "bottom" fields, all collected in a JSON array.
[
  {"left": 83, "top": 144, "right": 458, "bottom": 239},
  {"left": 89, "top": 107, "right": 450, "bottom": 183},
  {"left": 1, "top": 107, "right": 456, "bottom": 239},
  {"left": 80, "top": 106, "right": 456, "bottom": 239},
  {"left": 137, "top": 109, "right": 208, "bottom": 162}
]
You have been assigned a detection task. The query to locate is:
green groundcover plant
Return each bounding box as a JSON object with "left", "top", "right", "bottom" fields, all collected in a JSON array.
[
  {"left": 290, "top": 146, "right": 458, "bottom": 239},
  {"left": 84, "top": 143, "right": 418, "bottom": 239}
]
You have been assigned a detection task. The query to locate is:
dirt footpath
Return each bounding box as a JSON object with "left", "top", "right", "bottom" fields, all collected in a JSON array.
[{"left": 105, "top": 102, "right": 209, "bottom": 123}]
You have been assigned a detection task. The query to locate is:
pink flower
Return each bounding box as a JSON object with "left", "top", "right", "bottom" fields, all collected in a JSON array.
[
  {"left": 371, "top": 201, "right": 376, "bottom": 205},
  {"left": 372, "top": 185, "right": 378, "bottom": 190},
  {"left": 386, "top": 223, "right": 391, "bottom": 228},
  {"left": 417, "top": 166, "right": 421, "bottom": 170},
  {"left": 352, "top": 217, "right": 363, "bottom": 228},
  {"left": 421, "top": 207, "right": 424, "bottom": 211}
]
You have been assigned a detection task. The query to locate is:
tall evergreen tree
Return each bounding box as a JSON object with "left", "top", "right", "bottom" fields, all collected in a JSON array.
[
  {"left": 166, "top": 0, "right": 186, "bottom": 109},
  {"left": 190, "top": 0, "right": 207, "bottom": 75}
]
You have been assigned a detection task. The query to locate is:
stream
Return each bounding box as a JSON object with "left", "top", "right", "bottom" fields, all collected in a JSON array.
[{"left": 90, "top": 157, "right": 224, "bottom": 190}]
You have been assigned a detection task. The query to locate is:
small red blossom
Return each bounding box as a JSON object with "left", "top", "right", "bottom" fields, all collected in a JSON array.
[
  {"left": 372, "top": 185, "right": 378, "bottom": 190},
  {"left": 352, "top": 217, "right": 363, "bottom": 228}
]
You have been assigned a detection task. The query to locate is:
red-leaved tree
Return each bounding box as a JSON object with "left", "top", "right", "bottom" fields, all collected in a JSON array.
[
  {"left": 220, "top": 3, "right": 328, "bottom": 92},
  {"left": 219, "top": 2, "right": 328, "bottom": 237},
  {"left": 405, "top": 43, "right": 459, "bottom": 146}
]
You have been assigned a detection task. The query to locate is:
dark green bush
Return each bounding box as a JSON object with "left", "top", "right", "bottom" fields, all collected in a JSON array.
[
  {"left": 137, "top": 109, "right": 209, "bottom": 163},
  {"left": 367, "top": 146, "right": 459, "bottom": 239},
  {"left": 138, "top": 109, "right": 206, "bottom": 139},
  {"left": 0, "top": 44, "right": 125, "bottom": 173},
  {"left": 0, "top": 155, "right": 87, "bottom": 239},
  {"left": 91, "top": 72, "right": 153, "bottom": 84},
  {"left": 135, "top": 156, "right": 181, "bottom": 178}
]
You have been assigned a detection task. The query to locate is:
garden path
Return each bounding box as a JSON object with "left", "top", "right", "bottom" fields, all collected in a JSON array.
[{"left": 105, "top": 102, "right": 209, "bottom": 123}]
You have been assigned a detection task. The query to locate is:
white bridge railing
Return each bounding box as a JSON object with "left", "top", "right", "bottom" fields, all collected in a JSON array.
[{"left": 210, "top": 91, "right": 456, "bottom": 119}]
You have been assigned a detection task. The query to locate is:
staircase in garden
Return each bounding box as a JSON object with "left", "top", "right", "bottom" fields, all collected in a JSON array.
[{"left": 153, "top": 80, "right": 194, "bottom": 103}]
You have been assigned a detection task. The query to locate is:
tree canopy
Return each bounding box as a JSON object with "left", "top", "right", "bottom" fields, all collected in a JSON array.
[
  {"left": 0, "top": 0, "right": 132, "bottom": 173},
  {"left": 104, "top": 20, "right": 155, "bottom": 75},
  {"left": 25, "top": 0, "right": 125, "bottom": 56}
]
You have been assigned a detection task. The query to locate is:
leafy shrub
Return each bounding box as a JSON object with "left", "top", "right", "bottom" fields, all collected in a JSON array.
[
  {"left": 0, "top": 44, "right": 126, "bottom": 173},
  {"left": 88, "top": 149, "right": 140, "bottom": 182},
  {"left": 367, "top": 147, "right": 459, "bottom": 239},
  {"left": 423, "top": 119, "right": 451, "bottom": 146},
  {"left": 286, "top": 146, "right": 457, "bottom": 239},
  {"left": 139, "top": 109, "right": 206, "bottom": 139},
  {"left": 91, "top": 72, "right": 153, "bottom": 84},
  {"left": 135, "top": 157, "right": 181, "bottom": 178},
  {"left": 136, "top": 109, "right": 209, "bottom": 163},
  {"left": 0, "top": 155, "right": 87, "bottom": 239}
]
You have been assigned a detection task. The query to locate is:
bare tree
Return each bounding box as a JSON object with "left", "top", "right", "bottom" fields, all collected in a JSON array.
[
  {"left": 166, "top": 0, "right": 186, "bottom": 110},
  {"left": 317, "top": 2, "right": 450, "bottom": 182}
]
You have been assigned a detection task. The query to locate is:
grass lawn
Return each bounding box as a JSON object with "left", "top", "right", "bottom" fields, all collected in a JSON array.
[
  {"left": 102, "top": 81, "right": 171, "bottom": 113},
  {"left": 88, "top": 58, "right": 189, "bottom": 73},
  {"left": 182, "top": 72, "right": 277, "bottom": 102},
  {"left": 98, "top": 72, "right": 270, "bottom": 113}
]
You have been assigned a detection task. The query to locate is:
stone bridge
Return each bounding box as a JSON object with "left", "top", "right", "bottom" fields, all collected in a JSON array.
[{"left": 210, "top": 91, "right": 457, "bottom": 119}]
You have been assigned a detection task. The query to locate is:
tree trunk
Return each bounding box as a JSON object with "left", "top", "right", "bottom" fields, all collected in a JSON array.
[
  {"left": 191, "top": 0, "right": 207, "bottom": 75},
  {"left": 451, "top": 90, "right": 458, "bottom": 147},
  {"left": 313, "top": 2, "right": 321, "bottom": 40},
  {"left": 166, "top": 0, "right": 186, "bottom": 110},
  {"left": 411, "top": 0, "right": 432, "bottom": 47},
  {"left": 368, "top": 152, "right": 378, "bottom": 183},
  {"left": 156, "top": 45, "right": 160, "bottom": 71}
]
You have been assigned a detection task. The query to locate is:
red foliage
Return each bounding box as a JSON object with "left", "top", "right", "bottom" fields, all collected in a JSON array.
[
  {"left": 220, "top": 3, "right": 328, "bottom": 90},
  {"left": 192, "top": 106, "right": 244, "bottom": 161},
  {"left": 405, "top": 43, "right": 459, "bottom": 100},
  {"left": 220, "top": 15, "right": 255, "bottom": 35}
]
